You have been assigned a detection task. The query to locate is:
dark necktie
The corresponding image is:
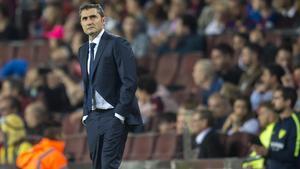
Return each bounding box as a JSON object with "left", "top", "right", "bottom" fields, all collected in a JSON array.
[{"left": 87, "top": 43, "right": 96, "bottom": 111}]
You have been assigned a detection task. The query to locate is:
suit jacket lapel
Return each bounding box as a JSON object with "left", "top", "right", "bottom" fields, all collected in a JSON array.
[{"left": 91, "top": 31, "right": 108, "bottom": 79}]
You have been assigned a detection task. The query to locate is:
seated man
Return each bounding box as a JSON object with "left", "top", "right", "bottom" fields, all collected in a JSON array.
[{"left": 190, "top": 109, "right": 224, "bottom": 158}]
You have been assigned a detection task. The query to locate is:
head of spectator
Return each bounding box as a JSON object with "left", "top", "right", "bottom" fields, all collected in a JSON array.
[
  {"left": 175, "top": 14, "right": 197, "bottom": 37},
  {"left": 24, "top": 68, "right": 48, "bottom": 99},
  {"left": 136, "top": 75, "right": 158, "bottom": 104},
  {"left": 1, "top": 78, "right": 23, "bottom": 98},
  {"left": 193, "top": 59, "right": 215, "bottom": 88},
  {"left": 168, "top": 0, "right": 187, "bottom": 21},
  {"left": 208, "top": 93, "right": 231, "bottom": 129},
  {"left": 0, "top": 96, "right": 21, "bottom": 116},
  {"left": 24, "top": 102, "right": 48, "bottom": 136},
  {"left": 257, "top": 102, "right": 278, "bottom": 129},
  {"left": 122, "top": 15, "right": 139, "bottom": 41},
  {"left": 240, "top": 43, "right": 261, "bottom": 69},
  {"left": 193, "top": 59, "right": 223, "bottom": 104},
  {"left": 126, "top": 0, "right": 143, "bottom": 16},
  {"left": 260, "top": 64, "right": 285, "bottom": 90},
  {"left": 176, "top": 101, "right": 198, "bottom": 134},
  {"left": 275, "top": 45, "right": 292, "bottom": 71},
  {"left": 249, "top": 29, "right": 266, "bottom": 46},
  {"left": 272, "top": 86, "right": 297, "bottom": 117},
  {"left": 50, "top": 46, "right": 71, "bottom": 69},
  {"left": 42, "top": 3, "right": 63, "bottom": 28},
  {"left": 190, "top": 109, "right": 214, "bottom": 135},
  {"left": 233, "top": 32, "right": 249, "bottom": 54},
  {"left": 210, "top": 43, "right": 235, "bottom": 73},
  {"left": 158, "top": 112, "right": 177, "bottom": 134}
]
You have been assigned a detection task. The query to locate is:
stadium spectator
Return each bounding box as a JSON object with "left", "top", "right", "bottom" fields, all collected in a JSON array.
[
  {"left": 247, "top": 0, "right": 279, "bottom": 30},
  {"left": 204, "top": 1, "right": 228, "bottom": 35},
  {"left": 238, "top": 43, "right": 262, "bottom": 96},
  {"left": 249, "top": 28, "right": 277, "bottom": 65},
  {"left": 222, "top": 96, "right": 259, "bottom": 135},
  {"left": 158, "top": 14, "right": 205, "bottom": 55},
  {"left": 250, "top": 64, "right": 285, "bottom": 110},
  {"left": 24, "top": 101, "right": 49, "bottom": 137},
  {"left": 0, "top": 96, "right": 31, "bottom": 164},
  {"left": 121, "top": 15, "right": 150, "bottom": 58},
  {"left": 16, "top": 121, "right": 68, "bottom": 169},
  {"left": 207, "top": 93, "right": 231, "bottom": 130},
  {"left": 158, "top": 112, "right": 177, "bottom": 134},
  {"left": 275, "top": 45, "right": 293, "bottom": 73},
  {"left": 243, "top": 102, "right": 278, "bottom": 169},
  {"left": 210, "top": 43, "right": 243, "bottom": 85},
  {"left": 0, "top": 4, "right": 18, "bottom": 40},
  {"left": 136, "top": 75, "right": 164, "bottom": 130},
  {"left": 192, "top": 59, "right": 223, "bottom": 105},
  {"left": 252, "top": 87, "right": 300, "bottom": 169},
  {"left": 190, "top": 109, "right": 224, "bottom": 158}
]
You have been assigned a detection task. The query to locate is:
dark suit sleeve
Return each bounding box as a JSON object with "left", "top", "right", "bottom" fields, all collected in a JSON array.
[
  {"left": 199, "top": 132, "right": 224, "bottom": 158},
  {"left": 113, "top": 37, "right": 138, "bottom": 117}
]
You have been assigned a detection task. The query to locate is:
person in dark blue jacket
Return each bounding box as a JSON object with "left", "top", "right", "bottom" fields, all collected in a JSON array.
[{"left": 252, "top": 87, "right": 300, "bottom": 169}]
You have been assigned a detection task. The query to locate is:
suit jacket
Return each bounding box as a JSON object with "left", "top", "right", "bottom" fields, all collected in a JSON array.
[
  {"left": 197, "top": 130, "right": 224, "bottom": 158},
  {"left": 77, "top": 31, "right": 143, "bottom": 126}
]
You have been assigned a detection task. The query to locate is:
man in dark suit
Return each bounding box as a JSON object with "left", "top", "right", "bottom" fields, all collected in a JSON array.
[
  {"left": 190, "top": 109, "right": 224, "bottom": 158},
  {"left": 78, "top": 3, "right": 143, "bottom": 169}
]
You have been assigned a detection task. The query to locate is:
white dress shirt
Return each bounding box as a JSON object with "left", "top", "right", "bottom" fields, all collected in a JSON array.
[
  {"left": 195, "top": 128, "right": 212, "bottom": 145},
  {"left": 82, "top": 29, "right": 124, "bottom": 124}
]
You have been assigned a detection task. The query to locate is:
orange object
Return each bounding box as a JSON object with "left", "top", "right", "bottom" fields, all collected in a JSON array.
[{"left": 16, "top": 138, "right": 68, "bottom": 169}]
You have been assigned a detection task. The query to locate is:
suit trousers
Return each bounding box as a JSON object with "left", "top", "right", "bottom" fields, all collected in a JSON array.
[{"left": 85, "top": 109, "right": 128, "bottom": 169}]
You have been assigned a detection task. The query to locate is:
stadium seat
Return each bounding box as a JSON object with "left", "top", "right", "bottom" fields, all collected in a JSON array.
[
  {"left": 155, "top": 53, "right": 180, "bottom": 86},
  {"left": 0, "top": 43, "right": 15, "bottom": 65},
  {"left": 122, "top": 134, "right": 134, "bottom": 160},
  {"left": 152, "top": 133, "right": 178, "bottom": 160},
  {"left": 225, "top": 132, "right": 259, "bottom": 157},
  {"left": 64, "top": 133, "right": 87, "bottom": 162},
  {"left": 128, "top": 133, "right": 156, "bottom": 160},
  {"left": 14, "top": 41, "right": 35, "bottom": 61},
  {"left": 174, "top": 52, "right": 202, "bottom": 89}
]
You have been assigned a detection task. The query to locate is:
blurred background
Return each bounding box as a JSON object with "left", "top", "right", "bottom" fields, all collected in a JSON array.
[{"left": 1, "top": 0, "right": 300, "bottom": 168}]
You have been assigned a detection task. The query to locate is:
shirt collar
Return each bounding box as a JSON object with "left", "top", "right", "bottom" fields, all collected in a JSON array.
[
  {"left": 89, "top": 29, "right": 105, "bottom": 45},
  {"left": 195, "top": 128, "right": 212, "bottom": 145}
]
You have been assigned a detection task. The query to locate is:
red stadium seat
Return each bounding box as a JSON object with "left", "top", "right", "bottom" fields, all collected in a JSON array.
[
  {"left": 155, "top": 53, "right": 179, "bottom": 86},
  {"left": 122, "top": 134, "right": 134, "bottom": 160},
  {"left": 128, "top": 133, "right": 156, "bottom": 160},
  {"left": 174, "top": 52, "right": 202, "bottom": 89},
  {"left": 152, "top": 133, "right": 178, "bottom": 160}
]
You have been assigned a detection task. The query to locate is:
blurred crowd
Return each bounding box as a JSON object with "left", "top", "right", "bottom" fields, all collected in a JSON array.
[{"left": 1, "top": 0, "right": 300, "bottom": 168}]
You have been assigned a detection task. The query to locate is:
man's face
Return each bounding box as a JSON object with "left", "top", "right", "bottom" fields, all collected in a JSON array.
[
  {"left": 0, "top": 100, "right": 12, "bottom": 116},
  {"left": 192, "top": 62, "right": 206, "bottom": 86},
  {"left": 258, "top": 106, "right": 271, "bottom": 128},
  {"left": 261, "top": 69, "right": 271, "bottom": 86},
  {"left": 80, "top": 8, "right": 104, "bottom": 37},
  {"left": 272, "top": 90, "right": 286, "bottom": 113},
  {"left": 210, "top": 49, "right": 225, "bottom": 71},
  {"left": 190, "top": 113, "right": 206, "bottom": 134}
]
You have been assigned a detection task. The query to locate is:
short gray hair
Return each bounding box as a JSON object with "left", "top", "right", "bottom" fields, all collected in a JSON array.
[{"left": 79, "top": 3, "right": 104, "bottom": 17}]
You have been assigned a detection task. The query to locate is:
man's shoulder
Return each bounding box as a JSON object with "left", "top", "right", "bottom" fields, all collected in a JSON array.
[{"left": 105, "top": 31, "right": 129, "bottom": 45}]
